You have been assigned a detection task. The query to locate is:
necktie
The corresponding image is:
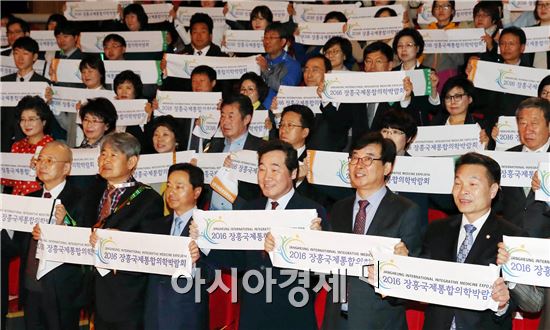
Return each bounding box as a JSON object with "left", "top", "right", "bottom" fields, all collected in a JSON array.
[
  {"left": 95, "top": 187, "right": 117, "bottom": 228},
  {"left": 19, "top": 77, "right": 24, "bottom": 82},
  {"left": 271, "top": 201, "right": 279, "bottom": 210},
  {"left": 197, "top": 50, "right": 203, "bottom": 56},
  {"left": 451, "top": 224, "right": 477, "bottom": 329},
  {"left": 366, "top": 103, "right": 376, "bottom": 128},
  {"left": 43, "top": 192, "right": 52, "bottom": 198},
  {"left": 353, "top": 200, "right": 369, "bottom": 234},
  {"left": 171, "top": 216, "right": 184, "bottom": 236}
]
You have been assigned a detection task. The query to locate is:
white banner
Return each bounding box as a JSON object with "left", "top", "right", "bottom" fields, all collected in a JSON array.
[
  {"left": 141, "top": 3, "right": 173, "bottom": 24},
  {"left": 80, "top": 31, "right": 167, "bottom": 53},
  {"left": 276, "top": 86, "right": 321, "bottom": 114},
  {"left": 270, "top": 227, "right": 399, "bottom": 276},
  {"left": 480, "top": 151, "right": 547, "bottom": 187},
  {"left": 248, "top": 110, "right": 269, "bottom": 138},
  {"left": 156, "top": 91, "right": 221, "bottom": 118},
  {"left": 295, "top": 23, "right": 344, "bottom": 46},
  {"left": 345, "top": 17, "right": 403, "bottom": 41},
  {"left": 194, "top": 152, "right": 228, "bottom": 184},
  {"left": 192, "top": 110, "right": 220, "bottom": 139},
  {"left": 94, "top": 228, "right": 193, "bottom": 276},
  {"left": 225, "top": 1, "right": 289, "bottom": 22},
  {"left": 112, "top": 99, "right": 148, "bottom": 126},
  {"left": 374, "top": 254, "right": 500, "bottom": 311},
  {"left": 70, "top": 147, "right": 99, "bottom": 176},
  {"left": 134, "top": 150, "right": 195, "bottom": 184},
  {"left": 515, "top": 26, "right": 550, "bottom": 54},
  {"left": 419, "top": 28, "right": 485, "bottom": 54},
  {"left": 0, "top": 56, "right": 47, "bottom": 77},
  {"left": 306, "top": 150, "right": 350, "bottom": 188},
  {"left": 229, "top": 149, "right": 258, "bottom": 184},
  {"left": 494, "top": 116, "right": 520, "bottom": 151},
  {"left": 165, "top": 54, "right": 260, "bottom": 80},
  {"left": 0, "top": 82, "right": 48, "bottom": 106},
  {"left": 468, "top": 60, "right": 547, "bottom": 97},
  {"left": 222, "top": 30, "right": 264, "bottom": 53},
  {"left": 105, "top": 60, "right": 161, "bottom": 85},
  {"left": 388, "top": 156, "right": 454, "bottom": 194},
  {"left": 349, "top": 5, "right": 404, "bottom": 20},
  {"left": 0, "top": 153, "right": 35, "bottom": 181},
  {"left": 193, "top": 209, "right": 317, "bottom": 250},
  {"left": 0, "top": 194, "right": 54, "bottom": 232},
  {"left": 535, "top": 162, "right": 550, "bottom": 202},
  {"left": 409, "top": 124, "right": 483, "bottom": 157},
  {"left": 502, "top": 236, "right": 550, "bottom": 287},
  {"left": 50, "top": 86, "right": 115, "bottom": 113},
  {"left": 293, "top": 3, "right": 360, "bottom": 23},
  {"left": 64, "top": 2, "right": 119, "bottom": 21},
  {"left": 30, "top": 30, "right": 59, "bottom": 51},
  {"left": 417, "top": 0, "right": 476, "bottom": 24},
  {"left": 505, "top": 1, "right": 536, "bottom": 12},
  {"left": 175, "top": 7, "right": 225, "bottom": 27},
  {"left": 1, "top": 27, "right": 6, "bottom": 46},
  {"left": 50, "top": 59, "right": 82, "bottom": 84}
]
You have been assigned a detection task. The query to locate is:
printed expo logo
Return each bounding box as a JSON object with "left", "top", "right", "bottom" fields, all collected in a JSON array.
[
  {"left": 276, "top": 234, "right": 304, "bottom": 264},
  {"left": 495, "top": 122, "right": 513, "bottom": 144},
  {"left": 322, "top": 78, "right": 340, "bottom": 100},
  {"left": 501, "top": 245, "right": 531, "bottom": 278},
  {"left": 95, "top": 35, "right": 107, "bottom": 51},
  {"left": 183, "top": 59, "right": 198, "bottom": 76},
  {"left": 336, "top": 159, "right": 350, "bottom": 184},
  {"left": 96, "top": 236, "right": 116, "bottom": 264},
  {"left": 540, "top": 169, "right": 550, "bottom": 197},
  {"left": 377, "top": 260, "right": 400, "bottom": 289},
  {"left": 200, "top": 217, "right": 225, "bottom": 244},
  {"left": 198, "top": 113, "right": 217, "bottom": 134},
  {"left": 344, "top": 22, "right": 359, "bottom": 39},
  {"left": 495, "top": 68, "right": 515, "bottom": 90}
]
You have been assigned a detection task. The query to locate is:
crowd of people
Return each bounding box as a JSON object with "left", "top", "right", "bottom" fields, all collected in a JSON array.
[{"left": 1, "top": 0, "right": 549, "bottom": 330}]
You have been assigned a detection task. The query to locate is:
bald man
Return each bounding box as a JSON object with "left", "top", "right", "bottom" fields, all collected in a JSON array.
[{"left": 16, "top": 141, "right": 92, "bottom": 330}]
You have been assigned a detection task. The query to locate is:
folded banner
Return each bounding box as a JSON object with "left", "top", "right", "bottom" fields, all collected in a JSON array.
[
  {"left": 176, "top": 7, "right": 225, "bottom": 26},
  {"left": 49, "top": 59, "right": 82, "bottom": 84},
  {"left": 192, "top": 110, "right": 220, "bottom": 139},
  {"left": 165, "top": 54, "right": 260, "bottom": 80},
  {"left": 306, "top": 150, "right": 351, "bottom": 188},
  {"left": 409, "top": 124, "right": 483, "bottom": 157},
  {"left": 111, "top": 99, "right": 148, "bottom": 126},
  {"left": 229, "top": 150, "right": 258, "bottom": 184},
  {"left": 64, "top": 2, "right": 119, "bottom": 21},
  {"left": 277, "top": 86, "right": 321, "bottom": 114},
  {"left": 105, "top": 60, "right": 161, "bottom": 85},
  {"left": 494, "top": 116, "right": 520, "bottom": 151},
  {"left": 0, "top": 152, "right": 35, "bottom": 181},
  {"left": 417, "top": 0, "right": 475, "bottom": 24},
  {"left": 293, "top": 3, "right": 360, "bottom": 23},
  {"left": 345, "top": 17, "right": 403, "bottom": 41},
  {"left": 374, "top": 254, "right": 500, "bottom": 311},
  {"left": 1, "top": 82, "right": 48, "bottom": 106},
  {"left": 535, "top": 162, "right": 550, "bottom": 202},
  {"left": 468, "top": 59, "right": 547, "bottom": 97},
  {"left": 94, "top": 228, "right": 193, "bottom": 277},
  {"left": 0, "top": 194, "right": 54, "bottom": 232},
  {"left": 70, "top": 147, "right": 99, "bottom": 176},
  {"left": 498, "top": 26, "right": 550, "bottom": 54},
  {"left": 210, "top": 166, "right": 239, "bottom": 203},
  {"left": 349, "top": 5, "right": 404, "bottom": 19},
  {"left": 388, "top": 156, "right": 454, "bottom": 194},
  {"left": 156, "top": 91, "right": 221, "bottom": 118},
  {"left": 0, "top": 55, "right": 47, "bottom": 77},
  {"left": 80, "top": 31, "right": 167, "bottom": 53},
  {"left": 193, "top": 209, "right": 317, "bottom": 250},
  {"left": 194, "top": 152, "right": 228, "bottom": 184},
  {"left": 270, "top": 227, "right": 399, "bottom": 276},
  {"left": 225, "top": 1, "right": 289, "bottom": 22},
  {"left": 141, "top": 3, "right": 173, "bottom": 24},
  {"left": 480, "top": 151, "right": 547, "bottom": 187},
  {"left": 295, "top": 23, "right": 345, "bottom": 46},
  {"left": 419, "top": 28, "right": 485, "bottom": 54},
  {"left": 30, "top": 30, "right": 58, "bottom": 51},
  {"left": 502, "top": 236, "right": 550, "bottom": 287},
  {"left": 134, "top": 151, "right": 195, "bottom": 184},
  {"left": 50, "top": 86, "right": 115, "bottom": 113},
  {"left": 248, "top": 110, "right": 269, "bottom": 139},
  {"left": 222, "top": 30, "right": 264, "bottom": 53}
]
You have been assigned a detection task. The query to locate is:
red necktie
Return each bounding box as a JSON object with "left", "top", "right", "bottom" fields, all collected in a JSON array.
[
  {"left": 43, "top": 192, "right": 52, "bottom": 198},
  {"left": 95, "top": 187, "right": 116, "bottom": 228},
  {"left": 271, "top": 201, "right": 279, "bottom": 210},
  {"left": 353, "top": 200, "right": 369, "bottom": 234}
]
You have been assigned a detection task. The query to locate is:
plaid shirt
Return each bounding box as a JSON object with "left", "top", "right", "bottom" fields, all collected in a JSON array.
[{"left": 97, "top": 178, "right": 136, "bottom": 224}]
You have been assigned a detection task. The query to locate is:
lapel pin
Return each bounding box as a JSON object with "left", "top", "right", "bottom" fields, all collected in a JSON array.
[{"left": 486, "top": 235, "right": 490, "bottom": 239}]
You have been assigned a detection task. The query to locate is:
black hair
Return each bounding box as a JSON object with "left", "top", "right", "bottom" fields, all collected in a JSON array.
[
  {"left": 323, "top": 36, "right": 353, "bottom": 67},
  {"left": 12, "top": 36, "right": 39, "bottom": 54},
  {"left": 222, "top": 94, "right": 253, "bottom": 120},
  {"left": 54, "top": 21, "right": 79, "bottom": 37},
  {"left": 535, "top": 0, "right": 546, "bottom": 21},
  {"left": 123, "top": 3, "right": 148, "bottom": 30},
  {"left": 380, "top": 110, "right": 418, "bottom": 142},
  {"left": 190, "top": 12, "right": 214, "bottom": 34},
  {"left": 250, "top": 5, "right": 273, "bottom": 24},
  {"left": 168, "top": 162, "right": 205, "bottom": 189},
  {"left": 515, "top": 97, "right": 550, "bottom": 126},
  {"left": 79, "top": 97, "right": 118, "bottom": 135},
  {"left": 282, "top": 105, "right": 315, "bottom": 131},
  {"left": 191, "top": 65, "right": 217, "bottom": 82},
  {"left": 7, "top": 17, "right": 30, "bottom": 34},
  {"left": 16, "top": 95, "right": 54, "bottom": 135},
  {"left": 113, "top": 70, "right": 143, "bottom": 99},
  {"left": 324, "top": 11, "right": 347, "bottom": 23},
  {"left": 79, "top": 54, "right": 106, "bottom": 87},
  {"left": 239, "top": 72, "right": 268, "bottom": 103},
  {"left": 363, "top": 41, "right": 393, "bottom": 63},
  {"left": 258, "top": 139, "right": 299, "bottom": 175},
  {"left": 350, "top": 132, "right": 397, "bottom": 166},
  {"left": 151, "top": 115, "right": 185, "bottom": 152},
  {"left": 473, "top": 2, "right": 502, "bottom": 28},
  {"left": 103, "top": 33, "right": 127, "bottom": 48},
  {"left": 538, "top": 75, "right": 550, "bottom": 98},
  {"left": 455, "top": 152, "right": 501, "bottom": 185},
  {"left": 265, "top": 22, "right": 290, "bottom": 40},
  {"left": 441, "top": 75, "right": 475, "bottom": 101},
  {"left": 392, "top": 28, "right": 425, "bottom": 57},
  {"left": 500, "top": 26, "right": 527, "bottom": 45},
  {"left": 375, "top": 7, "right": 398, "bottom": 17},
  {"left": 46, "top": 14, "right": 67, "bottom": 30},
  {"left": 306, "top": 54, "right": 333, "bottom": 72},
  {"left": 431, "top": 0, "right": 456, "bottom": 22}
]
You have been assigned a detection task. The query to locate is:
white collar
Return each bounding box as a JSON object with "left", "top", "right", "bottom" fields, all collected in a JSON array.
[
  {"left": 460, "top": 209, "right": 491, "bottom": 229},
  {"left": 17, "top": 70, "right": 35, "bottom": 81},
  {"left": 44, "top": 180, "right": 66, "bottom": 199},
  {"left": 296, "top": 145, "right": 306, "bottom": 159},
  {"left": 266, "top": 188, "right": 295, "bottom": 210},
  {"left": 194, "top": 45, "right": 210, "bottom": 55},
  {"left": 523, "top": 138, "right": 550, "bottom": 153}
]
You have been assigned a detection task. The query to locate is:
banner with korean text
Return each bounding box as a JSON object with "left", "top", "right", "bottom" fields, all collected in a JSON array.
[
  {"left": 408, "top": 125, "right": 483, "bottom": 156},
  {"left": 194, "top": 153, "right": 228, "bottom": 184},
  {"left": 30, "top": 30, "right": 59, "bottom": 51},
  {"left": 248, "top": 110, "right": 269, "bottom": 138},
  {"left": 141, "top": 3, "right": 173, "bottom": 24},
  {"left": 295, "top": 23, "right": 344, "bottom": 46},
  {"left": 192, "top": 110, "right": 220, "bottom": 139},
  {"left": 499, "top": 26, "right": 550, "bottom": 54},
  {"left": 0, "top": 194, "right": 54, "bottom": 232},
  {"left": 193, "top": 209, "right": 317, "bottom": 250},
  {"left": 50, "top": 86, "right": 115, "bottom": 113},
  {"left": 419, "top": 28, "right": 485, "bottom": 54},
  {"left": 165, "top": 54, "right": 260, "bottom": 80},
  {"left": 0, "top": 153, "right": 35, "bottom": 181},
  {"left": 349, "top": 5, "right": 404, "bottom": 19},
  {"left": 535, "top": 162, "right": 550, "bottom": 202},
  {"left": 374, "top": 254, "right": 500, "bottom": 311},
  {"left": 225, "top": 1, "right": 289, "bottom": 22},
  {"left": 80, "top": 31, "right": 167, "bottom": 53},
  {"left": 133, "top": 151, "right": 195, "bottom": 184},
  {"left": 502, "top": 236, "right": 550, "bottom": 287},
  {"left": 64, "top": 2, "right": 119, "bottom": 21},
  {"left": 494, "top": 116, "right": 520, "bottom": 151},
  {"left": 1, "top": 82, "right": 48, "bottom": 106},
  {"left": 156, "top": 91, "right": 221, "bottom": 118},
  {"left": 388, "top": 156, "right": 454, "bottom": 194},
  {"left": 222, "top": 30, "right": 264, "bottom": 53},
  {"left": 70, "top": 148, "right": 99, "bottom": 176},
  {"left": 417, "top": 0, "right": 476, "bottom": 24},
  {"left": 104, "top": 60, "right": 162, "bottom": 85},
  {"left": 277, "top": 86, "right": 321, "bottom": 114},
  {"left": 345, "top": 17, "right": 403, "bottom": 41},
  {"left": 293, "top": 3, "right": 360, "bottom": 23},
  {"left": 480, "top": 151, "right": 547, "bottom": 187},
  {"left": 111, "top": 99, "right": 148, "bottom": 126},
  {"left": 0, "top": 55, "right": 46, "bottom": 77},
  {"left": 176, "top": 7, "right": 225, "bottom": 26}
]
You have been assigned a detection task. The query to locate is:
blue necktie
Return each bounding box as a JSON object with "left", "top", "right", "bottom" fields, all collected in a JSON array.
[
  {"left": 451, "top": 224, "right": 477, "bottom": 329},
  {"left": 171, "top": 216, "right": 184, "bottom": 236}
]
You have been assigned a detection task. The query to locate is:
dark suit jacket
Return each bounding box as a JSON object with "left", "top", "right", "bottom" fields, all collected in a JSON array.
[
  {"left": 54, "top": 48, "right": 83, "bottom": 60},
  {"left": 322, "top": 189, "right": 423, "bottom": 330},
  {"left": 421, "top": 212, "right": 525, "bottom": 330},
  {"left": 87, "top": 179, "right": 163, "bottom": 324},
  {"left": 498, "top": 144, "right": 550, "bottom": 236},
  {"left": 208, "top": 192, "right": 328, "bottom": 330}
]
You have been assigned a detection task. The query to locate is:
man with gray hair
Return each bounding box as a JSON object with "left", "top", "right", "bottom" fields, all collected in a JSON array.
[{"left": 88, "top": 132, "right": 163, "bottom": 330}]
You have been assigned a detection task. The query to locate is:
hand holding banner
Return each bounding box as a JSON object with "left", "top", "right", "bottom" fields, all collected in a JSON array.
[
  {"left": 502, "top": 236, "right": 550, "bottom": 287},
  {"left": 480, "top": 151, "right": 547, "bottom": 187}
]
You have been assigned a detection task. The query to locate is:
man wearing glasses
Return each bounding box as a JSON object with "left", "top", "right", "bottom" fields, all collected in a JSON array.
[{"left": 322, "top": 132, "right": 422, "bottom": 330}]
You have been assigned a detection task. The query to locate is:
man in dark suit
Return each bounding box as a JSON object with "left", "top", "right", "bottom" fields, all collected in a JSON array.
[
  {"left": 497, "top": 98, "right": 550, "bottom": 234},
  {"left": 1, "top": 17, "right": 30, "bottom": 56},
  {"left": 322, "top": 132, "right": 423, "bottom": 330},
  {"left": 53, "top": 21, "right": 82, "bottom": 60},
  {"left": 422, "top": 153, "right": 526, "bottom": 330},
  {"left": 205, "top": 94, "right": 264, "bottom": 210},
  {"left": 144, "top": 163, "right": 210, "bottom": 330},
  {"left": 1, "top": 36, "right": 52, "bottom": 152},
  {"left": 17, "top": 141, "right": 91, "bottom": 330},
  {"left": 88, "top": 132, "right": 163, "bottom": 330}
]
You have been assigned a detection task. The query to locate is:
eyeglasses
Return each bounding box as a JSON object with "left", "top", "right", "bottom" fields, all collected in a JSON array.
[
  {"left": 444, "top": 93, "right": 467, "bottom": 103},
  {"left": 365, "top": 59, "right": 388, "bottom": 66},
  {"left": 240, "top": 87, "right": 257, "bottom": 93},
  {"left": 263, "top": 36, "right": 282, "bottom": 41},
  {"left": 325, "top": 48, "right": 342, "bottom": 56},
  {"left": 34, "top": 156, "right": 69, "bottom": 167},
  {"left": 348, "top": 155, "right": 382, "bottom": 166},
  {"left": 433, "top": 4, "right": 452, "bottom": 10},
  {"left": 396, "top": 43, "right": 416, "bottom": 50},
  {"left": 381, "top": 128, "right": 406, "bottom": 136},
  {"left": 536, "top": 2, "right": 550, "bottom": 9},
  {"left": 82, "top": 118, "right": 105, "bottom": 125},
  {"left": 279, "top": 122, "right": 303, "bottom": 130},
  {"left": 19, "top": 117, "right": 42, "bottom": 124}
]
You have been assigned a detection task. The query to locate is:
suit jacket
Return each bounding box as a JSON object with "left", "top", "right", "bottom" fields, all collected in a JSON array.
[
  {"left": 539, "top": 288, "right": 550, "bottom": 330},
  {"left": 208, "top": 192, "right": 328, "bottom": 330},
  {"left": 421, "top": 212, "right": 525, "bottom": 330},
  {"left": 54, "top": 48, "right": 83, "bottom": 60},
  {"left": 498, "top": 144, "right": 550, "bottom": 236},
  {"left": 87, "top": 179, "right": 163, "bottom": 323},
  {"left": 322, "top": 189, "right": 423, "bottom": 330}
]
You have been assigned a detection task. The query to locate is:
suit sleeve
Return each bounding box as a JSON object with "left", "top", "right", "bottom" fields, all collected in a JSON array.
[
  {"left": 510, "top": 284, "right": 544, "bottom": 313},
  {"left": 398, "top": 203, "right": 423, "bottom": 257}
]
